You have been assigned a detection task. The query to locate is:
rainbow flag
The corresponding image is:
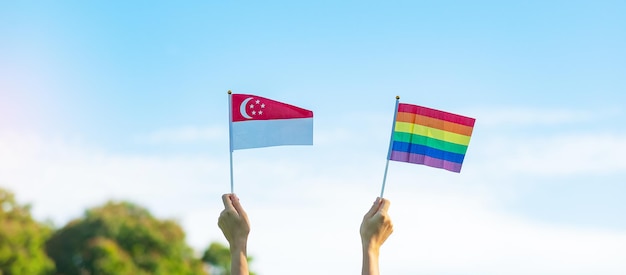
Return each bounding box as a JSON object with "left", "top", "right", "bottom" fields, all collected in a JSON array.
[{"left": 388, "top": 103, "right": 476, "bottom": 173}]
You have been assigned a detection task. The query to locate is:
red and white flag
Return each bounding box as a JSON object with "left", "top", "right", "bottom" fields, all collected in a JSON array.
[{"left": 229, "top": 93, "right": 313, "bottom": 150}]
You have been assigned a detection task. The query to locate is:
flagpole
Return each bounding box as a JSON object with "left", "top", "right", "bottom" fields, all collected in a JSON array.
[
  {"left": 380, "top": 96, "right": 400, "bottom": 198},
  {"left": 228, "top": 90, "right": 235, "bottom": 194}
]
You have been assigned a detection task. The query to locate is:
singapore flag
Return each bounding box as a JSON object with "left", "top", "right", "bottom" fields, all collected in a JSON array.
[{"left": 229, "top": 93, "right": 314, "bottom": 150}]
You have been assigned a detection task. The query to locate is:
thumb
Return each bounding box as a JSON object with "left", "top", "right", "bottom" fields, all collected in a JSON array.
[
  {"left": 377, "top": 198, "right": 391, "bottom": 214},
  {"left": 364, "top": 197, "right": 381, "bottom": 218}
]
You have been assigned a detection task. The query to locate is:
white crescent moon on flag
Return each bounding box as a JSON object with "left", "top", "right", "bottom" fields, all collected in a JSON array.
[{"left": 239, "top": 97, "right": 253, "bottom": 119}]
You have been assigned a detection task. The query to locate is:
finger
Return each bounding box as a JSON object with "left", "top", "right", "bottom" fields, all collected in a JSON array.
[
  {"left": 364, "top": 197, "right": 381, "bottom": 218},
  {"left": 221, "top": 193, "right": 236, "bottom": 211},
  {"left": 231, "top": 194, "right": 247, "bottom": 217},
  {"left": 378, "top": 198, "right": 391, "bottom": 214}
]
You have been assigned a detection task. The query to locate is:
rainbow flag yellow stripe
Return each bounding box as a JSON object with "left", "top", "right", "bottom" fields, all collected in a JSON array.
[{"left": 394, "top": 121, "right": 472, "bottom": 146}]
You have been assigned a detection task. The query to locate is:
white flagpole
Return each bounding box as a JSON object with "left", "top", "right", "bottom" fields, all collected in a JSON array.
[
  {"left": 228, "top": 90, "right": 235, "bottom": 193},
  {"left": 380, "top": 96, "right": 400, "bottom": 198}
]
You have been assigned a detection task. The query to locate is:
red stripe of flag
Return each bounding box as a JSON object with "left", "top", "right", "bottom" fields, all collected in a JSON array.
[
  {"left": 397, "top": 103, "right": 475, "bottom": 127},
  {"left": 232, "top": 94, "right": 313, "bottom": 122}
]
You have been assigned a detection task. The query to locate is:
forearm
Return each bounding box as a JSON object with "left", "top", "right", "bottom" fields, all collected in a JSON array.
[
  {"left": 230, "top": 243, "right": 249, "bottom": 275},
  {"left": 361, "top": 245, "right": 380, "bottom": 275}
]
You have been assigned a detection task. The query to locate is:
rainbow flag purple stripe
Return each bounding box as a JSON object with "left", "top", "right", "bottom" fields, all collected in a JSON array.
[{"left": 388, "top": 103, "right": 476, "bottom": 173}]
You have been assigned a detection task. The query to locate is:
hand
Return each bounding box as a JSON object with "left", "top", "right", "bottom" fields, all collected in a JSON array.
[
  {"left": 360, "top": 197, "right": 393, "bottom": 249},
  {"left": 218, "top": 193, "right": 250, "bottom": 250}
]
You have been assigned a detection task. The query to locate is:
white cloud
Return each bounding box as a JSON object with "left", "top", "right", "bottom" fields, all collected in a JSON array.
[
  {"left": 473, "top": 132, "right": 626, "bottom": 176},
  {"left": 0, "top": 131, "right": 229, "bottom": 224},
  {"left": 1, "top": 130, "right": 626, "bottom": 274},
  {"left": 385, "top": 192, "right": 626, "bottom": 274}
]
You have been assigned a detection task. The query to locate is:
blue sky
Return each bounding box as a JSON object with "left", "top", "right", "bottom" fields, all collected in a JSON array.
[{"left": 1, "top": 1, "right": 626, "bottom": 274}]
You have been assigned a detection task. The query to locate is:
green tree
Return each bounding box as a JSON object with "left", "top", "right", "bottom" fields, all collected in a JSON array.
[
  {"left": 46, "top": 201, "right": 206, "bottom": 275},
  {"left": 202, "top": 242, "right": 256, "bottom": 275},
  {"left": 83, "top": 237, "right": 139, "bottom": 274},
  {"left": 0, "top": 187, "right": 55, "bottom": 275}
]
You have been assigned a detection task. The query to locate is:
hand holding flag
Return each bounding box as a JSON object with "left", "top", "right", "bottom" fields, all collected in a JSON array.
[
  {"left": 380, "top": 96, "right": 476, "bottom": 197},
  {"left": 227, "top": 91, "right": 314, "bottom": 193}
]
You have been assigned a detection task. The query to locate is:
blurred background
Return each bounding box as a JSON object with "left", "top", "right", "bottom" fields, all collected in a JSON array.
[{"left": 1, "top": 1, "right": 625, "bottom": 274}]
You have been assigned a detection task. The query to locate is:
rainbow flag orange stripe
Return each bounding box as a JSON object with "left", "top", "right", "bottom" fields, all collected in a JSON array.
[{"left": 388, "top": 103, "right": 476, "bottom": 173}]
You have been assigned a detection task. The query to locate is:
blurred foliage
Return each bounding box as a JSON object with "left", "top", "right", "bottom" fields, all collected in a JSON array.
[
  {"left": 0, "top": 186, "right": 259, "bottom": 275},
  {"left": 46, "top": 201, "right": 206, "bottom": 275},
  {"left": 0, "top": 187, "right": 55, "bottom": 274}
]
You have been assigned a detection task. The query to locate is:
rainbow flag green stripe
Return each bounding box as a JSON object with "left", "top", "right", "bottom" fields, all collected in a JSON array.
[{"left": 392, "top": 132, "right": 469, "bottom": 155}]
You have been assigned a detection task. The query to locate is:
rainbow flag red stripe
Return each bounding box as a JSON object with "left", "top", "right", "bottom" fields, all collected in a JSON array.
[{"left": 388, "top": 103, "right": 476, "bottom": 173}]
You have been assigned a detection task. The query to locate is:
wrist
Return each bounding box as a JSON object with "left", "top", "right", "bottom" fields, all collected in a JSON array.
[
  {"left": 230, "top": 238, "right": 248, "bottom": 254},
  {"left": 362, "top": 241, "right": 381, "bottom": 254},
  {"left": 363, "top": 246, "right": 380, "bottom": 257},
  {"left": 362, "top": 237, "right": 381, "bottom": 248}
]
